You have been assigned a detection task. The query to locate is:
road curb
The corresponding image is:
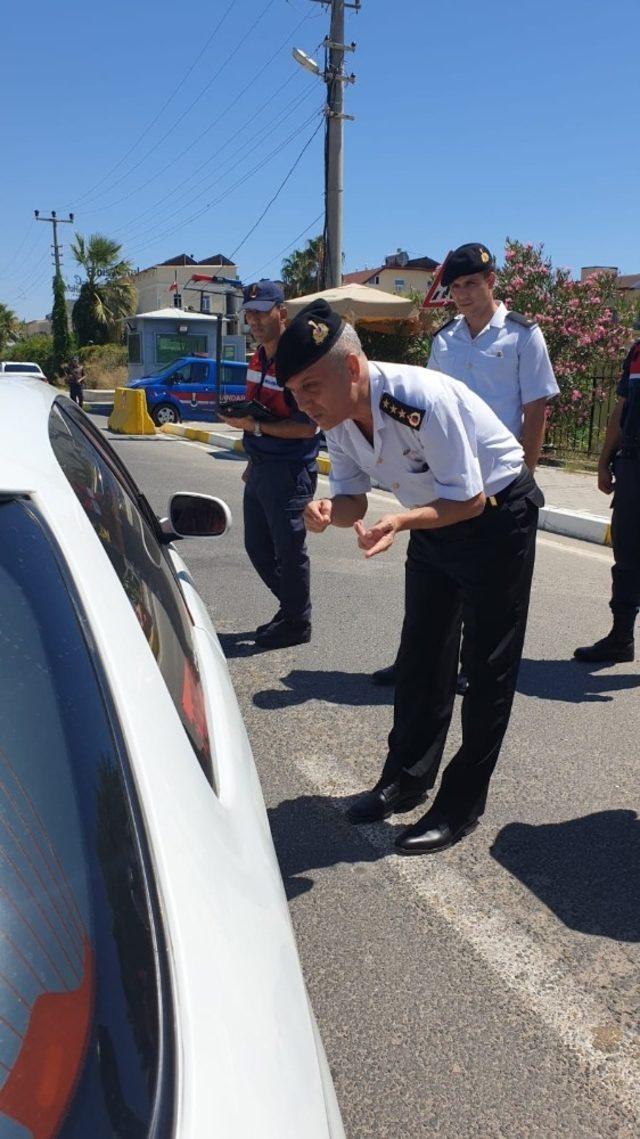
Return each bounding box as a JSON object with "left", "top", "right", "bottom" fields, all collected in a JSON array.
[
  {"left": 158, "top": 422, "right": 332, "bottom": 474},
  {"left": 158, "top": 423, "right": 611, "bottom": 547}
]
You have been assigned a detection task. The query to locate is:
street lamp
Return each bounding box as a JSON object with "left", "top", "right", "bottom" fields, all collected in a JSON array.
[{"left": 291, "top": 47, "right": 321, "bottom": 76}]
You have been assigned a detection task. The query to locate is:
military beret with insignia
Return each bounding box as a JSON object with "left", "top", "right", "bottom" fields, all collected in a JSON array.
[
  {"left": 441, "top": 243, "right": 496, "bottom": 287},
  {"left": 275, "top": 299, "right": 344, "bottom": 386}
]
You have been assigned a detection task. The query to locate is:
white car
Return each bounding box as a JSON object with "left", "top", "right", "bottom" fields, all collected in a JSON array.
[
  {"left": 0, "top": 379, "right": 344, "bottom": 1139},
  {"left": 0, "top": 359, "right": 48, "bottom": 381}
]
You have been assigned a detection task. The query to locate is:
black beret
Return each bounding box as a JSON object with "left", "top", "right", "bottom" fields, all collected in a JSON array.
[
  {"left": 441, "top": 243, "right": 496, "bottom": 287},
  {"left": 275, "top": 299, "right": 344, "bottom": 386}
]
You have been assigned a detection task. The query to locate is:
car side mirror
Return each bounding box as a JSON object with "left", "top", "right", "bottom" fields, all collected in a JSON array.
[{"left": 166, "top": 493, "right": 232, "bottom": 538}]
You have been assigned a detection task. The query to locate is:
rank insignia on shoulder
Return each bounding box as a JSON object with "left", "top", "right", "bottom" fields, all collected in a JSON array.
[
  {"left": 506, "top": 311, "right": 536, "bottom": 328},
  {"left": 380, "top": 393, "right": 424, "bottom": 429}
]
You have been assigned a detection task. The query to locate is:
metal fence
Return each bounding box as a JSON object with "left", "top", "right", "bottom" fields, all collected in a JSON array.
[{"left": 544, "top": 367, "right": 619, "bottom": 460}]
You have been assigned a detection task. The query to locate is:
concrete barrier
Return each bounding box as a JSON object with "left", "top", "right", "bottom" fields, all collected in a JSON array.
[{"left": 108, "top": 387, "right": 155, "bottom": 435}]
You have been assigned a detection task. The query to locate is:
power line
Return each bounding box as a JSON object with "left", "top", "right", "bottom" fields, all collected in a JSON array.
[
  {"left": 72, "top": 1, "right": 237, "bottom": 207},
  {"left": 243, "top": 211, "right": 324, "bottom": 279},
  {"left": 125, "top": 108, "right": 324, "bottom": 257},
  {"left": 0, "top": 219, "right": 36, "bottom": 279},
  {"left": 114, "top": 86, "right": 320, "bottom": 245},
  {"left": 76, "top": 0, "right": 278, "bottom": 209},
  {"left": 229, "top": 118, "right": 324, "bottom": 260},
  {"left": 80, "top": 10, "right": 317, "bottom": 221}
]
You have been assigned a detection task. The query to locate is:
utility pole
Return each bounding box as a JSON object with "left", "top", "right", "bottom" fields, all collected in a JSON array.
[
  {"left": 306, "top": 1, "right": 359, "bottom": 289},
  {"left": 35, "top": 210, "right": 74, "bottom": 376},
  {"left": 34, "top": 210, "right": 74, "bottom": 277}
]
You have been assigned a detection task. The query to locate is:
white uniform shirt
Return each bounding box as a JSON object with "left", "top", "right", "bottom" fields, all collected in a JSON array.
[
  {"left": 427, "top": 302, "right": 559, "bottom": 439},
  {"left": 327, "top": 362, "right": 524, "bottom": 508}
]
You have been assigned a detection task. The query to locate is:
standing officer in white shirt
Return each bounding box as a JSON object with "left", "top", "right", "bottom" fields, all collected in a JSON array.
[
  {"left": 275, "top": 300, "right": 544, "bottom": 855},
  {"left": 372, "top": 242, "right": 558, "bottom": 687}
]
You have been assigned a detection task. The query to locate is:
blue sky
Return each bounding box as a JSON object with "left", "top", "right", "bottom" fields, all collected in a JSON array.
[{"left": 2, "top": 0, "right": 638, "bottom": 320}]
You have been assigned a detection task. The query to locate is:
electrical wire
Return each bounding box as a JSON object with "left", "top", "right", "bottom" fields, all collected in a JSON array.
[
  {"left": 243, "top": 211, "right": 324, "bottom": 280},
  {"left": 0, "top": 219, "right": 36, "bottom": 279},
  {"left": 124, "top": 107, "right": 323, "bottom": 257},
  {"left": 71, "top": 2, "right": 238, "bottom": 208},
  {"left": 114, "top": 86, "right": 320, "bottom": 245},
  {"left": 75, "top": 0, "right": 278, "bottom": 210},
  {"left": 228, "top": 118, "right": 324, "bottom": 259},
  {"left": 80, "top": 9, "right": 316, "bottom": 221}
]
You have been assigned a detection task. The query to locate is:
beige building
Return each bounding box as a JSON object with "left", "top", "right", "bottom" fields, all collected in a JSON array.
[
  {"left": 343, "top": 250, "right": 439, "bottom": 297},
  {"left": 131, "top": 253, "right": 239, "bottom": 315}
]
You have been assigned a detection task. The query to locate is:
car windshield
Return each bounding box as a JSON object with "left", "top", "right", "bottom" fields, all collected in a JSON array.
[
  {"left": 4, "top": 363, "right": 39, "bottom": 373},
  {"left": 0, "top": 498, "right": 173, "bottom": 1138}
]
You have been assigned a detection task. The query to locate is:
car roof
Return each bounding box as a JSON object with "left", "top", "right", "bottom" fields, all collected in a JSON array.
[
  {"left": 1, "top": 360, "right": 42, "bottom": 368},
  {"left": 0, "top": 377, "right": 65, "bottom": 494}
]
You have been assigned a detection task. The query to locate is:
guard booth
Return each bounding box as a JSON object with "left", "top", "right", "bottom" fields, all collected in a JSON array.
[{"left": 125, "top": 308, "right": 246, "bottom": 382}]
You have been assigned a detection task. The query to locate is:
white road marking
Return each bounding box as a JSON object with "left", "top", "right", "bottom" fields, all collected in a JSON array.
[
  {"left": 537, "top": 535, "right": 612, "bottom": 563},
  {"left": 293, "top": 750, "right": 639, "bottom": 1124}
]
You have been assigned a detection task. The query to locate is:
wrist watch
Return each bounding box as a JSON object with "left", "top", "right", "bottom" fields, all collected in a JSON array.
[{"left": 253, "top": 421, "right": 262, "bottom": 436}]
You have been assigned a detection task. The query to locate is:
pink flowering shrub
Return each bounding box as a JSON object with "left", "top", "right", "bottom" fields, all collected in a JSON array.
[{"left": 496, "top": 239, "right": 633, "bottom": 439}]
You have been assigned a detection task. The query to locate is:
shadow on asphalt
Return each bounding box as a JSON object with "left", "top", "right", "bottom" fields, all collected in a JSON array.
[
  {"left": 517, "top": 657, "right": 640, "bottom": 703},
  {"left": 218, "top": 630, "right": 273, "bottom": 658},
  {"left": 267, "top": 793, "right": 413, "bottom": 901},
  {"left": 253, "top": 669, "right": 394, "bottom": 709},
  {"left": 491, "top": 810, "right": 640, "bottom": 942}
]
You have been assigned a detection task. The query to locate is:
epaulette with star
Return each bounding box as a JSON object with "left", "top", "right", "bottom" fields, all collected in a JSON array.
[
  {"left": 380, "top": 392, "right": 424, "bottom": 429},
  {"left": 506, "top": 311, "right": 537, "bottom": 328}
]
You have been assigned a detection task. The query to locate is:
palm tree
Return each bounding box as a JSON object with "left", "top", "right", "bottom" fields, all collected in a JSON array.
[
  {"left": 0, "top": 302, "right": 21, "bottom": 355},
  {"left": 71, "top": 233, "right": 136, "bottom": 346},
  {"left": 281, "top": 236, "right": 325, "bottom": 298}
]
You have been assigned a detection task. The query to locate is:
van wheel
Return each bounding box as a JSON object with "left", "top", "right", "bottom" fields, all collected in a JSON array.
[{"left": 153, "top": 403, "right": 180, "bottom": 426}]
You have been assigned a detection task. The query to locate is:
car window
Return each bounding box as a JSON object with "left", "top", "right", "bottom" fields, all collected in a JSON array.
[
  {"left": 5, "top": 363, "right": 38, "bottom": 373},
  {"left": 221, "top": 363, "right": 246, "bottom": 386},
  {"left": 48, "top": 401, "right": 214, "bottom": 787},
  {"left": 0, "top": 498, "right": 173, "bottom": 1138},
  {"left": 190, "top": 361, "right": 208, "bottom": 383}
]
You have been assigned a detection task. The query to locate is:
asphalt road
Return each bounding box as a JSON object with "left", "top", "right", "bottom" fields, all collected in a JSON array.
[{"left": 104, "top": 421, "right": 639, "bottom": 1138}]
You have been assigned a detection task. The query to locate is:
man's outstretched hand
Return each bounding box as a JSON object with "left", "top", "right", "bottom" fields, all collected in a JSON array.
[{"left": 354, "top": 516, "right": 399, "bottom": 557}]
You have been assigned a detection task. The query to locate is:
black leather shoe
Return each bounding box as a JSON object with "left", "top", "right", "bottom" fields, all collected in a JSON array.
[
  {"left": 371, "top": 664, "right": 397, "bottom": 686},
  {"left": 256, "top": 610, "right": 284, "bottom": 636},
  {"left": 456, "top": 671, "right": 469, "bottom": 695},
  {"left": 574, "top": 635, "right": 634, "bottom": 663},
  {"left": 395, "top": 813, "right": 478, "bottom": 855},
  {"left": 256, "top": 619, "right": 311, "bottom": 649},
  {"left": 346, "top": 780, "right": 428, "bottom": 824}
]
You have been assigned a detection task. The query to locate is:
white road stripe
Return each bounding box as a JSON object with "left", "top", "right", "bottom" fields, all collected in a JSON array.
[{"left": 293, "top": 750, "right": 639, "bottom": 1124}]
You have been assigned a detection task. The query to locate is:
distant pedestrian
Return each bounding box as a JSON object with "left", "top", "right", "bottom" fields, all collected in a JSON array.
[
  {"left": 276, "top": 300, "right": 543, "bottom": 855},
  {"left": 218, "top": 280, "right": 321, "bottom": 648},
  {"left": 574, "top": 340, "right": 640, "bottom": 663},
  {"left": 371, "top": 242, "right": 559, "bottom": 688},
  {"left": 66, "top": 356, "right": 85, "bottom": 407}
]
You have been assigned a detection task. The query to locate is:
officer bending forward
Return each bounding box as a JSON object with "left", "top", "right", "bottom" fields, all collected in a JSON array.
[{"left": 275, "top": 300, "right": 544, "bottom": 855}]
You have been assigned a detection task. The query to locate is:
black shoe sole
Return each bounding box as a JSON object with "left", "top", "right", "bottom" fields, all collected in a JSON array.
[
  {"left": 347, "top": 791, "right": 428, "bottom": 825},
  {"left": 395, "top": 820, "right": 479, "bottom": 856},
  {"left": 574, "top": 651, "right": 634, "bottom": 663}
]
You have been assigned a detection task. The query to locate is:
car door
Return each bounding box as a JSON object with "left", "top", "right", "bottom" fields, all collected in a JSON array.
[
  {"left": 171, "top": 363, "right": 203, "bottom": 421},
  {"left": 218, "top": 361, "right": 249, "bottom": 404}
]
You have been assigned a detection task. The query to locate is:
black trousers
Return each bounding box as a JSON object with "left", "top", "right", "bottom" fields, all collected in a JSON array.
[
  {"left": 610, "top": 456, "right": 640, "bottom": 624},
  {"left": 243, "top": 457, "right": 317, "bottom": 624},
  {"left": 382, "top": 470, "right": 541, "bottom": 823}
]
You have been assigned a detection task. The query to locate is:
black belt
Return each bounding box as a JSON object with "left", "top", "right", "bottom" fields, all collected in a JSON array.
[{"left": 486, "top": 466, "right": 528, "bottom": 508}]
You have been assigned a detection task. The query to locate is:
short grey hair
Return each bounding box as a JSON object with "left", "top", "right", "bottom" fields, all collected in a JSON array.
[{"left": 324, "top": 321, "right": 363, "bottom": 372}]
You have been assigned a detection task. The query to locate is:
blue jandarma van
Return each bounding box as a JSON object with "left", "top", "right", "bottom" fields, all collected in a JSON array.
[{"left": 129, "top": 357, "right": 247, "bottom": 425}]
